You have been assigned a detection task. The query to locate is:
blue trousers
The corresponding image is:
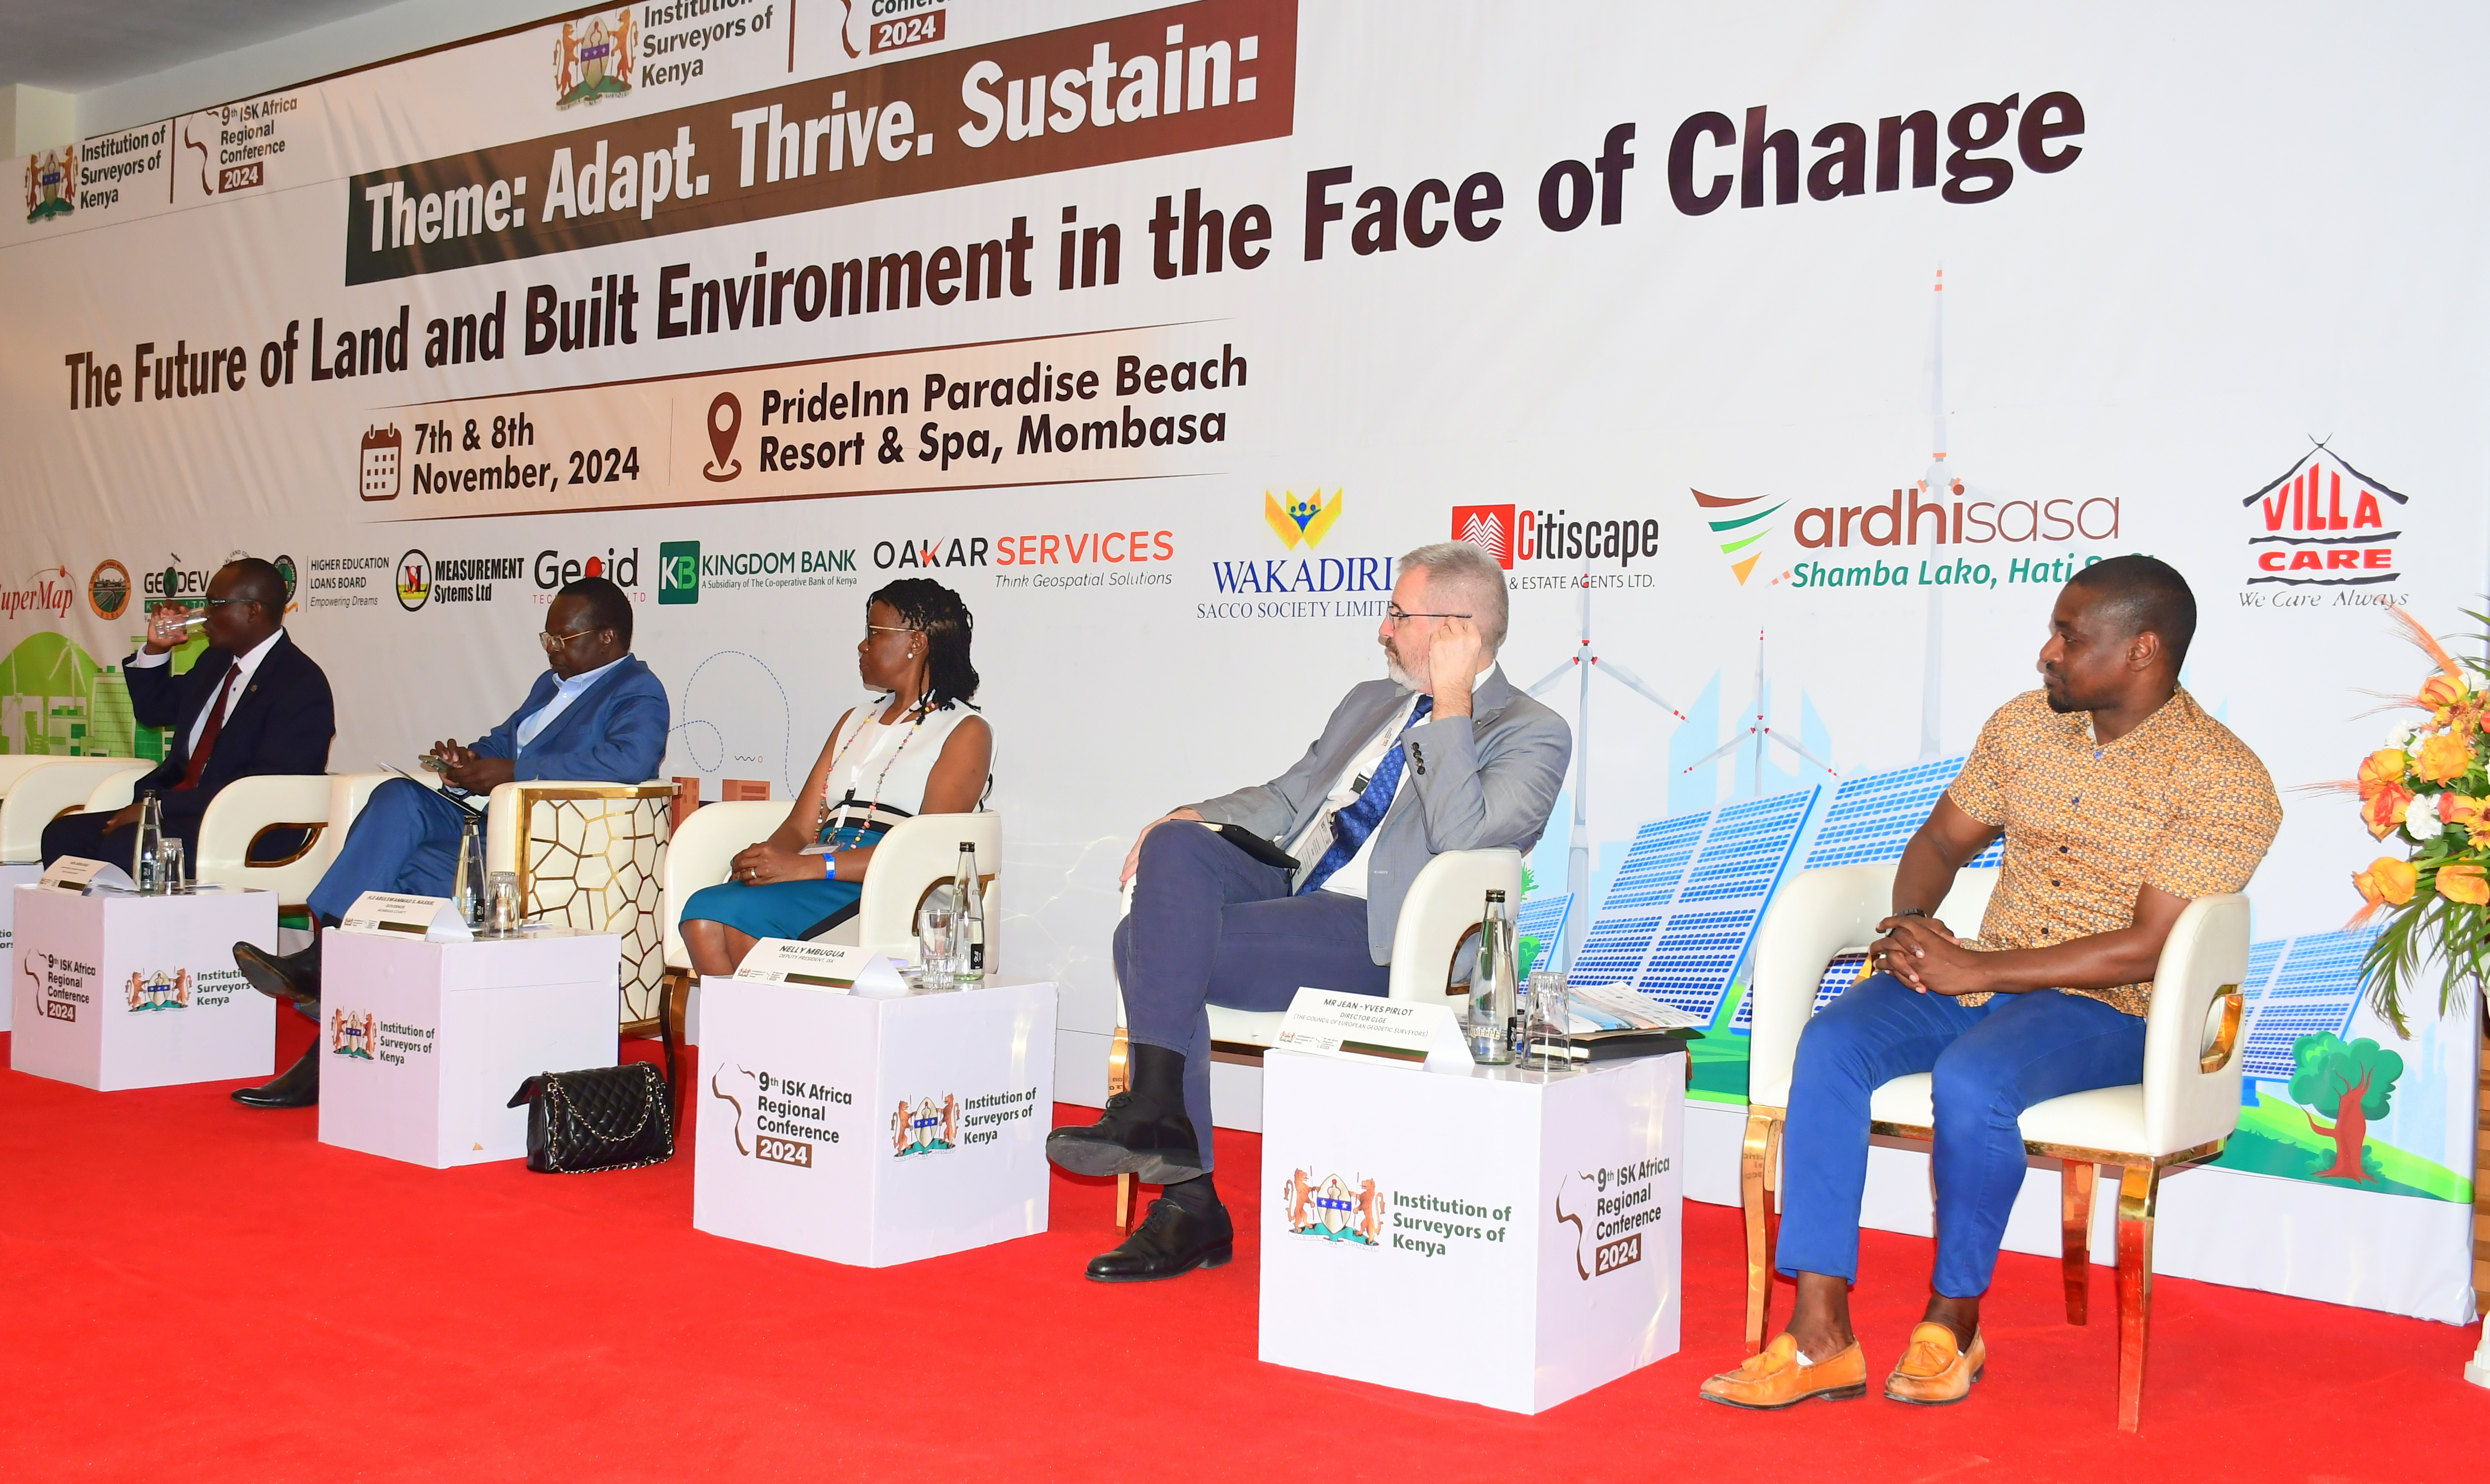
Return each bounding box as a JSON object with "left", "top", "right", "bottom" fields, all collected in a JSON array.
[
  {"left": 1116, "top": 822, "right": 1389, "bottom": 1173},
  {"left": 1776, "top": 973, "right": 2147, "bottom": 1297},
  {"left": 306, "top": 780, "right": 475, "bottom": 924}
]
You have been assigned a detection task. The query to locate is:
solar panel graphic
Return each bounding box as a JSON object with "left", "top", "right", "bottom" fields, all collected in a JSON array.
[
  {"left": 2236, "top": 930, "right": 2376, "bottom": 1086},
  {"left": 1516, "top": 893, "right": 1573, "bottom": 960},
  {"left": 1800, "top": 756, "right": 2004, "bottom": 870},
  {"left": 1730, "top": 948, "right": 1869, "bottom": 1033},
  {"left": 1572, "top": 787, "right": 1819, "bottom": 1022}
]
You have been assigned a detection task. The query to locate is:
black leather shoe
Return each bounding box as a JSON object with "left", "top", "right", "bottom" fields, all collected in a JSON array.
[
  {"left": 1046, "top": 1042, "right": 1205, "bottom": 1183},
  {"left": 233, "top": 941, "right": 320, "bottom": 1006},
  {"left": 231, "top": 1043, "right": 320, "bottom": 1108},
  {"left": 1086, "top": 1198, "right": 1234, "bottom": 1282}
]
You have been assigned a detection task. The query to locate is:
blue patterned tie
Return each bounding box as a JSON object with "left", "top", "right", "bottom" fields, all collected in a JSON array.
[{"left": 1298, "top": 696, "right": 1432, "bottom": 896}]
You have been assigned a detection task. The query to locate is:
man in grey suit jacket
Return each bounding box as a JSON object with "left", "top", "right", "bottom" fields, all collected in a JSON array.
[{"left": 1048, "top": 541, "right": 1572, "bottom": 1281}]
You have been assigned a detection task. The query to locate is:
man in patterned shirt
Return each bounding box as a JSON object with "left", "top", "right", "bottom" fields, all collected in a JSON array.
[{"left": 1702, "top": 555, "right": 2280, "bottom": 1411}]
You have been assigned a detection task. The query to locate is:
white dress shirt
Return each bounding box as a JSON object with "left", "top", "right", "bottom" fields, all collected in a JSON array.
[
  {"left": 515, "top": 656, "right": 623, "bottom": 753},
  {"left": 1287, "top": 692, "right": 1422, "bottom": 900},
  {"left": 127, "top": 628, "right": 286, "bottom": 756}
]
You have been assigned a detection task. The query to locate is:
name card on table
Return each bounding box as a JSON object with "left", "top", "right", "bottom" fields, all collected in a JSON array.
[
  {"left": 732, "top": 938, "right": 910, "bottom": 996},
  {"left": 338, "top": 892, "right": 474, "bottom": 942},
  {"left": 40, "top": 857, "right": 132, "bottom": 892},
  {"left": 1275, "top": 988, "right": 1473, "bottom": 1072}
]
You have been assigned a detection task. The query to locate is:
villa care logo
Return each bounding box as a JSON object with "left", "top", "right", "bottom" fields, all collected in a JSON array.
[{"left": 2240, "top": 442, "right": 2406, "bottom": 600}]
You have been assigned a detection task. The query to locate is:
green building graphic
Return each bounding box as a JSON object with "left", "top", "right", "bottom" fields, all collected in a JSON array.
[{"left": 0, "top": 629, "right": 191, "bottom": 760}]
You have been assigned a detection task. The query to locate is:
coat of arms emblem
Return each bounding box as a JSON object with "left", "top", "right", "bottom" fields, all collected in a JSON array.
[
  {"left": 1280, "top": 1169, "right": 1386, "bottom": 1244},
  {"left": 25, "top": 147, "right": 75, "bottom": 224},
  {"left": 891, "top": 1094, "right": 959, "bottom": 1156},
  {"left": 555, "top": 11, "right": 637, "bottom": 109}
]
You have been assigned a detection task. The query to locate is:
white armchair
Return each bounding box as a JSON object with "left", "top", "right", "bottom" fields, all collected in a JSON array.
[
  {"left": 1103, "top": 844, "right": 1522, "bottom": 1228},
  {"left": 1740, "top": 863, "right": 2250, "bottom": 1432},
  {"left": 0, "top": 759, "right": 156, "bottom": 864},
  {"left": 193, "top": 775, "right": 333, "bottom": 909}
]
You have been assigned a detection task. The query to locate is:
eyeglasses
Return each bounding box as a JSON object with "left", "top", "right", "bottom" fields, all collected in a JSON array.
[
  {"left": 864, "top": 624, "right": 920, "bottom": 640},
  {"left": 200, "top": 598, "right": 251, "bottom": 611},
  {"left": 1385, "top": 606, "right": 1472, "bottom": 625},
  {"left": 538, "top": 627, "right": 603, "bottom": 651}
]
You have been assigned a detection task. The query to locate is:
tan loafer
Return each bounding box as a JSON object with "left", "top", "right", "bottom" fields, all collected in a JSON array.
[
  {"left": 1884, "top": 1322, "right": 1985, "bottom": 1404},
  {"left": 1699, "top": 1333, "right": 1869, "bottom": 1410}
]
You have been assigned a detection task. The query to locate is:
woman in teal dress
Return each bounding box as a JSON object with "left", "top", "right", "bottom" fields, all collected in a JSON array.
[{"left": 678, "top": 579, "right": 993, "bottom": 976}]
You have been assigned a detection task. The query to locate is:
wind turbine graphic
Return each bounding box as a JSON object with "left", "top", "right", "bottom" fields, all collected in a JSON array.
[
  {"left": 1676, "top": 628, "right": 1836, "bottom": 799},
  {"left": 1917, "top": 266, "right": 1956, "bottom": 760},
  {"left": 1521, "top": 571, "right": 1686, "bottom": 964}
]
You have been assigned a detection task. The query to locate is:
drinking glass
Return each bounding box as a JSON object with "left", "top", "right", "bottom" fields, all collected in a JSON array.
[
  {"left": 157, "top": 838, "right": 187, "bottom": 895},
  {"left": 1522, "top": 969, "right": 1571, "bottom": 1070},
  {"left": 918, "top": 906, "right": 958, "bottom": 991},
  {"left": 485, "top": 871, "right": 521, "bottom": 936}
]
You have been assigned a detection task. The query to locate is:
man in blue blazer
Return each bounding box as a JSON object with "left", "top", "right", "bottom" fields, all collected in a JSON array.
[
  {"left": 227, "top": 575, "right": 668, "bottom": 1107},
  {"left": 42, "top": 558, "right": 334, "bottom": 868}
]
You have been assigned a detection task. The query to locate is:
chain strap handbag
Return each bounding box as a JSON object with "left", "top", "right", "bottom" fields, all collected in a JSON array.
[{"left": 507, "top": 981, "right": 679, "bottom": 1173}]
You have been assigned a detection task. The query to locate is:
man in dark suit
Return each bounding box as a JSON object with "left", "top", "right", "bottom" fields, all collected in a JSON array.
[
  {"left": 42, "top": 557, "right": 334, "bottom": 869},
  {"left": 227, "top": 575, "right": 669, "bottom": 1108}
]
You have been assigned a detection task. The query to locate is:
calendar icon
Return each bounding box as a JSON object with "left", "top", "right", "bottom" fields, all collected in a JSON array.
[{"left": 359, "top": 425, "right": 401, "bottom": 501}]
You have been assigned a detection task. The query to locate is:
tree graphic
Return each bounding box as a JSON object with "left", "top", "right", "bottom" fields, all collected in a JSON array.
[{"left": 2286, "top": 1032, "right": 2404, "bottom": 1183}]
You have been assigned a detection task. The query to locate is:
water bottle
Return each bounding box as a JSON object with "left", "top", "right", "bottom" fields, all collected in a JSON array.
[
  {"left": 954, "top": 841, "right": 986, "bottom": 984},
  {"left": 1469, "top": 889, "right": 1517, "bottom": 1064},
  {"left": 452, "top": 815, "right": 485, "bottom": 926},
  {"left": 131, "top": 790, "right": 165, "bottom": 894}
]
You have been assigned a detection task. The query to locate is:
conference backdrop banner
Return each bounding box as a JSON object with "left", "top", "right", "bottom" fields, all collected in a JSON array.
[{"left": 4, "top": 1, "right": 2481, "bottom": 1321}]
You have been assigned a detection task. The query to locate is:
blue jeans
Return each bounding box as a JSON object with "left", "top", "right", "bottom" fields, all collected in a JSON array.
[
  {"left": 1116, "top": 822, "right": 1390, "bottom": 1173},
  {"left": 1776, "top": 973, "right": 2147, "bottom": 1297},
  {"left": 306, "top": 779, "right": 472, "bottom": 924}
]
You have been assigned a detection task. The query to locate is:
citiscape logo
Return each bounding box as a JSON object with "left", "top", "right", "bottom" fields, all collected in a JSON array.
[
  {"left": 1280, "top": 1168, "right": 1386, "bottom": 1245},
  {"left": 664, "top": 540, "right": 859, "bottom": 602},
  {"left": 1, "top": 566, "right": 76, "bottom": 621},
  {"left": 2241, "top": 442, "right": 2404, "bottom": 589},
  {"left": 87, "top": 560, "right": 131, "bottom": 619},
  {"left": 330, "top": 1007, "right": 376, "bottom": 1056},
  {"left": 555, "top": 10, "right": 635, "bottom": 109},
  {"left": 1450, "top": 504, "right": 1664, "bottom": 593},
  {"left": 891, "top": 1094, "right": 959, "bottom": 1156},
  {"left": 123, "top": 969, "right": 190, "bottom": 1013}
]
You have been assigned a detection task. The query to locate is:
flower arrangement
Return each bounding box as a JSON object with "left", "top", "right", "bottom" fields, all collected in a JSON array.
[{"left": 2348, "top": 609, "right": 2490, "bottom": 1032}]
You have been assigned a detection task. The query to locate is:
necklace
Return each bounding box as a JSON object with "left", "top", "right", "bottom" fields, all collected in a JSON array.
[{"left": 816, "top": 694, "right": 933, "bottom": 840}]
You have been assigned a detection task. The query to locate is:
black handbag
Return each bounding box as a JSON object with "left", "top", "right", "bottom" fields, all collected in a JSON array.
[{"left": 507, "top": 982, "right": 679, "bottom": 1173}]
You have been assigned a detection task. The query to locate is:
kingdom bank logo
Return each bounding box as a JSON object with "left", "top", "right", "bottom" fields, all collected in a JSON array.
[
  {"left": 659, "top": 541, "right": 699, "bottom": 604},
  {"left": 1280, "top": 1168, "right": 1386, "bottom": 1245},
  {"left": 1265, "top": 489, "right": 1341, "bottom": 550}
]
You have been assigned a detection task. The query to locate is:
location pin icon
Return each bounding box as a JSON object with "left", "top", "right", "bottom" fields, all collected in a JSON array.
[{"left": 703, "top": 392, "right": 742, "bottom": 482}]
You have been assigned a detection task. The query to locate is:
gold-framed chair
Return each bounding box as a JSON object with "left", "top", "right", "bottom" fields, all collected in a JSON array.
[
  {"left": 484, "top": 781, "right": 676, "bottom": 1033},
  {"left": 1740, "top": 862, "right": 2251, "bottom": 1431}
]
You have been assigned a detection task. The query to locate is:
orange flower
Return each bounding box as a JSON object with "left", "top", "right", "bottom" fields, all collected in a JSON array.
[
  {"left": 2415, "top": 733, "right": 2474, "bottom": 785},
  {"left": 2434, "top": 862, "right": 2490, "bottom": 906},
  {"left": 2442, "top": 793, "right": 2489, "bottom": 829},
  {"left": 2361, "top": 780, "right": 2414, "bottom": 839},
  {"left": 2355, "top": 856, "right": 2418, "bottom": 907},
  {"left": 2420, "top": 674, "right": 2469, "bottom": 712}
]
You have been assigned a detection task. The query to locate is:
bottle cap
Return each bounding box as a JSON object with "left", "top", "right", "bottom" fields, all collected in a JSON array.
[
  {"left": 960, "top": 841, "right": 974, "bottom": 850},
  {"left": 1486, "top": 889, "right": 1505, "bottom": 901}
]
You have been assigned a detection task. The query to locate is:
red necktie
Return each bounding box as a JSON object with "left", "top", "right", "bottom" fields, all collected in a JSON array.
[{"left": 175, "top": 665, "right": 240, "bottom": 791}]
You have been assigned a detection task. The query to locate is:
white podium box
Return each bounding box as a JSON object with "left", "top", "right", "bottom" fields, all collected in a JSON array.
[
  {"left": 0, "top": 862, "right": 42, "bottom": 1031},
  {"left": 1259, "top": 1047, "right": 1685, "bottom": 1415},
  {"left": 694, "top": 977, "right": 1057, "bottom": 1268},
  {"left": 9, "top": 884, "right": 278, "bottom": 1090},
  {"left": 318, "top": 929, "right": 622, "bottom": 1168}
]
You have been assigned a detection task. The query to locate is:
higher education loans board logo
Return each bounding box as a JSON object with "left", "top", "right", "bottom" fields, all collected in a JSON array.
[
  {"left": 1280, "top": 1169, "right": 1386, "bottom": 1245},
  {"left": 87, "top": 560, "right": 131, "bottom": 620},
  {"left": 24, "top": 146, "right": 74, "bottom": 223},
  {"left": 891, "top": 1094, "right": 959, "bottom": 1156},
  {"left": 1264, "top": 490, "right": 1342, "bottom": 550},
  {"left": 124, "top": 969, "right": 190, "bottom": 1013},
  {"left": 659, "top": 541, "right": 699, "bottom": 604},
  {"left": 331, "top": 1008, "right": 377, "bottom": 1057},
  {"left": 2242, "top": 442, "right": 2406, "bottom": 589},
  {"left": 554, "top": 10, "right": 636, "bottom": 109}
]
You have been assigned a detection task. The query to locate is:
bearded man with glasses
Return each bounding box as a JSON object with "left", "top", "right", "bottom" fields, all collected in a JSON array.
[
  {"left": 1047, "top": 541, "right": 1572, "bottom": 1281},
  {"left": 225, "top": 574, "right": 669, "bottom": 1109}
]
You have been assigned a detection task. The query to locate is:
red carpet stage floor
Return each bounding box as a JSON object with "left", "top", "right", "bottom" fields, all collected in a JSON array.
[{"left": 2, "top": 1019, "right": 2481, "bottom": 1484}]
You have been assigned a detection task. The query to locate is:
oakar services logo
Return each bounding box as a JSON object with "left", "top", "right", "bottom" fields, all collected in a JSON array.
[
  {"left": 87, "top": 560, "right": 131, "bottom": 620},
  {"left": 1280, "top": 1168, "right": 1386, "bottom": 1245},
  {"left": 2241, "top": 441, "right": 2405, "bottom": 593}
]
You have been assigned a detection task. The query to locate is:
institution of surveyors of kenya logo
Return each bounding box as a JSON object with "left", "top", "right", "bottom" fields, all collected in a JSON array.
[
  {"left": 1280, "top": 1169, "right": 1387, "bottom": 1245},
  {"left": 331, "top": 1008, "right": 377, "bottom": 1057},
  {"left": 87, "top": 560, "right": 130, "bottom": 619},
  {"left": 555, "top": 9, "right": 636, "bottom": 108},
  {"left": 891, "top": 1094, "right": 959, "bottom": 1156},
  {"left": 25, "top": 146, "right": 74, "bottom": 223},
  {"left": 125, "top": 970, "right": 190, "bottom": 1012}
]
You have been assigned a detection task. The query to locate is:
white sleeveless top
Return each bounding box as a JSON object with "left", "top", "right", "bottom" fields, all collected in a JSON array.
[{"left": 813, "top": 698, "right": 985, "bottom": 837}]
